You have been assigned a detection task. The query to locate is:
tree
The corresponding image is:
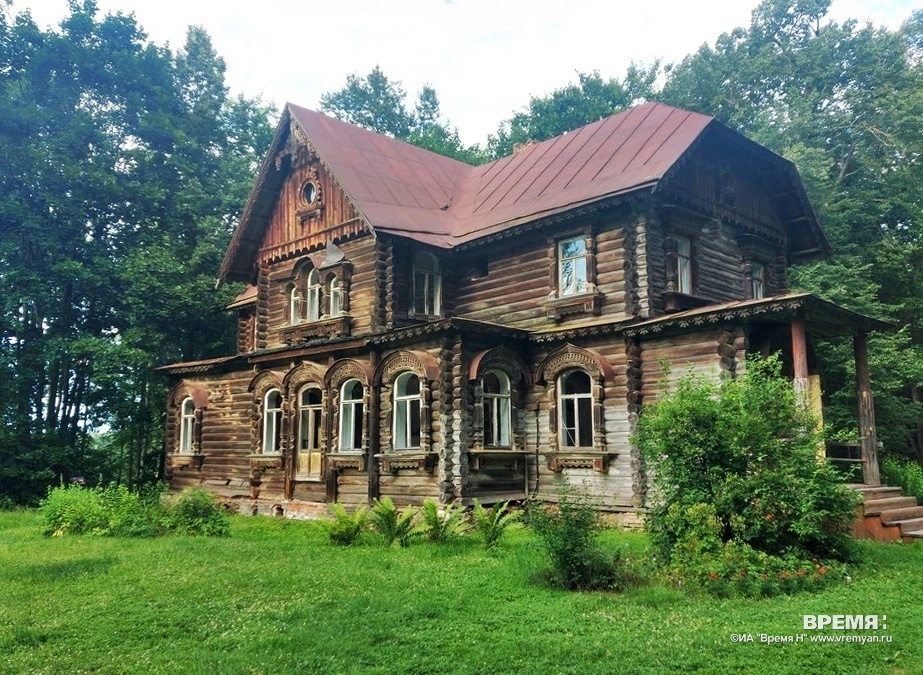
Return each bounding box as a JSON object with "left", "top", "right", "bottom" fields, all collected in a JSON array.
[
  {"left": 320, "top": 66, "right": 486, "bottom": 164},
  {"left": 0, "top": 2, "right": 273, "bottom": 502}
]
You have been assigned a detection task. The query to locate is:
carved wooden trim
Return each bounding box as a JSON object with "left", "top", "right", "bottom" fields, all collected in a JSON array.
[
  {"left": 377, "top": 452, "right": 437, "bottom": 474},
  {"left": 469, "top": 449, "right": 528, "bottom": 471},
  {"left": 326, "top": 453, "right": 366, "bottom": 471},
  {"left": 546, "top": 452, "right": 615, "bottom": 473}
]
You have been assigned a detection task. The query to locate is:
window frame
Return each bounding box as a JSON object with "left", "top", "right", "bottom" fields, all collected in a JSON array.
[
  {"left": 261, "top": 388, "right": 283, "bottom": 455},
  {"left": 557, "top": 369, "right": 594, "bottom": 449},
  {"left": 179, "top": 397, "right": 195, "bottom": 454},
  {"left": 482, "top": 370, "right": 512, "bottom": 448},
  {"left": 393, "top": 372, "right": 422, "bottom": 450},
  {"left": 306, "top": 268, "right": 321, "bottom": 322},
  {"left": 674, "top": 235, "right": 693, "bottom": 295},
  {"left": 411, "top": 251, "right": 442, "bottom": 317},
  {"left": 749, "top": 261, "right": 766, "bottom": 299},
  {"left": 338, "top": 378, "right": 365, "bottom": 452},
  {"left": 557, "top": 237, "right": 589, "bottom": 297}
]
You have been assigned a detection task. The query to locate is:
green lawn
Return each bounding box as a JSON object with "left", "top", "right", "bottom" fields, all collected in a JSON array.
[{"left": 0, "top": 510, "right": 919, "bottom": 674}]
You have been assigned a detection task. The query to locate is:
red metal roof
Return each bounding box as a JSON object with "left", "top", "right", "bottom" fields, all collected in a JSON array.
[{"left": 289, "top": 101, "right": 713, "bottom": 247}]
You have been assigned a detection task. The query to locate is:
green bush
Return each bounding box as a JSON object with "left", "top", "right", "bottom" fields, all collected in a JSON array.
[
  {"left": 419, "top": 498, "right": 467, "bottom": 543},
  {"left": 634, "top": 355, "right": 860, "bottom": 595},
  {"left": 881, "top": 456, "right": 923, "bottom": 501},
  {"left": 166, "top": 487, "right": 230, "bottom": 537},
  {"left": 471, "top": 499, "right": 518, "bottom": 549},
  {"left": 40, "top": 484, "right": 109, "bottom": 536},
  {"left": 526, "top": 488, "right": 620, "bottom": 590},
  {"left": 327, "top": 503, "right": 369, "bottom": 546},
  {"left": 370, "top": 497, "right": 418, "bottom": 547},
  {"left": 100, "top": 484, "right": 166, "bottom": 537}
]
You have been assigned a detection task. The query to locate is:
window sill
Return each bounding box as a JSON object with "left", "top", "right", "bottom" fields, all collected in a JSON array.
[
  {"left": 168, "top": 453, "right": 204, "bottom": 470},
  {"left": 248, "top": 454, "right": 283, "bottom": 470},
  {"left": 663, "top": 292, "right": 711, "bottom": 313},
  {"left": 469, "top": 448, "right": 527, "bottom": 471},
  {"left": 326, "top": 452, "right": 366, "bottom": 471},
  {"left": 546, "top": 451, "right": 615, "bottom": 473},
  {"left": 544, "top": 290, "right": 603, "bottom": 320},
  {"left": 281, "top": 315, "right": 352, "bottom": 344},
  {"left": 376, "top": 452, "right": 437, "bottom": 474}
]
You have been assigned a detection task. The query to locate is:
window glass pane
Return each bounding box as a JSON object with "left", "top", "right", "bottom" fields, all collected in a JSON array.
[
  {"left": 562, "top": 399, "right": 578, "bottom": 447},
  {"left": 497, "top": 396, "right": 510, "bottom": 446},
  {"left": 563, "top": 371, "right": 591, "bottom": 394},
  {"left": 577, "top": 397, "right": 593, "bottom": 447}
]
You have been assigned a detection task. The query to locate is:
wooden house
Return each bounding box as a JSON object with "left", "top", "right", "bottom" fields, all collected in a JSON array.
[{"left": 159, "top": 101, "right": 885, "bottom": 520}]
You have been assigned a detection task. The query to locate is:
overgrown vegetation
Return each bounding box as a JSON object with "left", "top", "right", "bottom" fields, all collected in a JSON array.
[
  {"left": 881, "top": 456, "right": 923, "bottom": 502},
  {"left": 39, "top": 484, "right": 229, "bottom": 537},
  {"left": 471, "top": 499, "right": 519, "bottom": 549},
  {"left": 526, "top": 488, "right": 622, "bottom": 590},
  {"left": 326, "top": 503, "right": 369, "bottom": 546},
  {"left": 419, "top": 498, "right": 468, "bottom": 543},
  {"left": 369, "top": 497, "right": 419, "bottom": 547},
  {"left": 634, "top": 356, "right": 861, "bottom": 597}
]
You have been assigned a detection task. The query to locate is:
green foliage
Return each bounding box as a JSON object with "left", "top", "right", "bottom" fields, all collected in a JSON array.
[
  {"left": 635, "top": 356, "right": 860, "bottom": 595},
  {"left": 881, "top": 456, "right": 923, "bottom": 501},
  {"left": 471, "top": 499, "right": 519, "bottom": 549},
  {"left": 369, "top": 497, "right": 418, "bottom": 547},
  {"left": 39, "top": 484, "right": 226, "bottom": 537},
  {"left": 165, "top": 487, "right": 230, "bottom": 537},
  {"left": 419, "top": 498, "right": 468, "bottom": 543},
  {"left": 327, "top": 503, "right": 369, "bottom": 546},
  {"left": 526, "top": 488, "right": 621, "bottom": 590}
]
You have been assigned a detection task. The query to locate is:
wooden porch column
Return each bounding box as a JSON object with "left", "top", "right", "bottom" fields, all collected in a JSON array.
[
  {"left": 791, "top": 319, "right": 809, "bottom": 402},
  {"left": 854, "top": 331, "right": 880, "bottom": 486}
]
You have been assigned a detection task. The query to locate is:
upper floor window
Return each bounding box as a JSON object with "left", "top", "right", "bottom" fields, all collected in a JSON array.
[
  {"left": 262, "top": 388, "right": 283, "bottom": 454},
  {"left": 329, "top": 276, "right": 342, "bottom": 316},
  {"left": 297, "top": 387, "right": 323, "bottom": 479},
  {"left": 412, "top": 251, "right": 441, "bottom": 316},
  {"left": 393, "top": 372, "right": 422, "bottom": 450},
  {"left": 558, "top": 237, "right": 588, "bottom": 296},
  {"left": 306, "top": 269, "right": 321, "bottom": 322},
  {"left": 179, "top": 397, "right": 195, "bottom": 453},
  {"left": 483, "top": 371, "right": 511, "bottom": 448},
  {"left": 749, "top": 262, "right": 765, "bottom": 299},
  {"left": 558, "top": 370, "right": 593, "bottom": 448},
  {"left": 674, "top": 236, "right": 692, "bottom": 294},
  {"left": 289, "top": 284, "right": 304, "bottom": 325},
  {"left": 339, "top": 379, "right": 364, "bottom": 451}
]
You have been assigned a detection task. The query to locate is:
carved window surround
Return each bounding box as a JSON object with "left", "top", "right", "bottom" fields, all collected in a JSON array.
[
  {"left": 281, "top": 314, "right": 353, "bottom": 344},
  {"left": 469, "top": 449, "right": 528, "bottom": 471},
  {"left": 376, "top": 452, "right": 437, "bottom": 474},
  {"left": 544, "top": 290, "right": 604, "bottom": 320},
  {"left": 546, "top": 451, "right": 616, "bottom": 473},
  {"left": 326, "top": 452, "right": 366, "bottom": 471}
]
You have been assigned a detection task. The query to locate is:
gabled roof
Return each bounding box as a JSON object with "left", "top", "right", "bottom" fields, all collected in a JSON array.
[{"left": 220, "top": 101, "right": 827, "bottom": 282}]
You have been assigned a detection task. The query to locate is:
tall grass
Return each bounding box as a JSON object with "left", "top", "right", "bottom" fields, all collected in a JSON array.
[{"left": 0, "top": 509, "right": 920, "bottom": 674}]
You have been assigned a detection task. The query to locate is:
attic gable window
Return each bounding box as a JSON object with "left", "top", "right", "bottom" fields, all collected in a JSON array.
[
  {"left": 674, "top": 236, "right": 692, "bottom": 294},
  {"left": 411, "top": 251, "right": 441, "bottom": 316},
  {"left": 558, "top": 237, "right": 588, "bottom": 296}
]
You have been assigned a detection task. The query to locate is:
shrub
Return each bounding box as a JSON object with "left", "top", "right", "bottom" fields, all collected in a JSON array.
[
  {"left": 327, "top": 503, "right": 369, "bottom": 546},
  {"left": 100, "top": 484, "right": 166, "bottom": 537},
  {"left": 370, "top": 497, "right": 418, "bottom": 547},
  {"left": 419, "top": 498, "right": 468, "bottom": 543},
  {"left": 166, "top": 488, "right": 230, "bottom": 537},
  {"left": 881, "top": 456, "right": 923, "bottom": 501},
  {"left": 471, "top": 499, "right": 518, "bottom": 549},
  {"left": 40, "top": 484, "right": 109, "bottom": 536},
  {"left": 526, "top": 488, "right": 620, "bottom": 590}
]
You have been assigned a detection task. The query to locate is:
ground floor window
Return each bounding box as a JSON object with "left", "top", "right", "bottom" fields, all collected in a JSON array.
[
  {"left": 483, "top": 370, "right": 511, "bottom": 447},
  {"left": 262, "top": 388, "right": 283, "bottom": 454},
  {"left": 393, "top": 372, "right": 422, "bottom": 449},
  {"left": 339, "top": 379, "right": 364, "bottom": 451},
  {"left": 179, "top": 397, "right": 195, "bottom": 453},
  {"left": 559, "top": 370, "right": 593, "bottom": 448}
]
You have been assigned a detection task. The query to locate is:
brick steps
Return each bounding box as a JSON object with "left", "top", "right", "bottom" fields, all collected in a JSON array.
[{"left": 851, "top": 484, "right": 923, "bottom": 543}]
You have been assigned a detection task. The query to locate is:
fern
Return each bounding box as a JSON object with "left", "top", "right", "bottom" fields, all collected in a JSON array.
[
  {"left": 327, "top": 503, "right": 369, "bottom": 546},
  {"left": 472, "top": 499, "right": 518, "bottom": 549},
  {"left": 419, "top": 498, "right": 468, "bottom": 542},
  {"left": 370, "top": 497, "right": 418, "bottom": 547}
]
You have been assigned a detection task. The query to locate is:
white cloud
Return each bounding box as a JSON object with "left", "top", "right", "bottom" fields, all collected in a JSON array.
[{"left": 10, "top": 0, "right": 916, "bottom": 146}]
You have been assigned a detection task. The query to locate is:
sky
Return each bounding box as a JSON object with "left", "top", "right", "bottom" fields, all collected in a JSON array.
[{"left": 9, "top": 0, "right": 919, "bottom": 146}]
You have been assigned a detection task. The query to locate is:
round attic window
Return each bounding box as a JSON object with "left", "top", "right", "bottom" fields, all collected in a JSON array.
[{"left": 301, "top": 180, "right": 318, "bottom": 206}]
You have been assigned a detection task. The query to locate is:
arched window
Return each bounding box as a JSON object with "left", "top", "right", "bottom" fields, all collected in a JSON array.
[
  {"left": 297, "top": 387, "right": 323, "bottom": 479},
  {"left": 482, "top": 371, "right": 511, "bottom": 447},
  {"left": 329, "top": 276, "right": 342, "bottom": 316},
  {"left": 179, "top": 397, "right": 195, "bottom": 453},
  {"left": 289, "top": 284, "right": 304, "bottom": 325},
  {"left": 558, "top": 370, "right": 593, "bottom": 448},
  {"left": 393, "top": 372, "right": 422, "bottom": 450},
  {"left": 306, "top": 269, "right": 321, "bottom": 322},
  {"left": 412, "top": 251, "right": 441, "bottom": 316},
  {"left": 339, "top": 379, "right": 364, "bottom": 451},
  {"left": 262, "top": 388, "right": 283, "bottom": 454}
]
